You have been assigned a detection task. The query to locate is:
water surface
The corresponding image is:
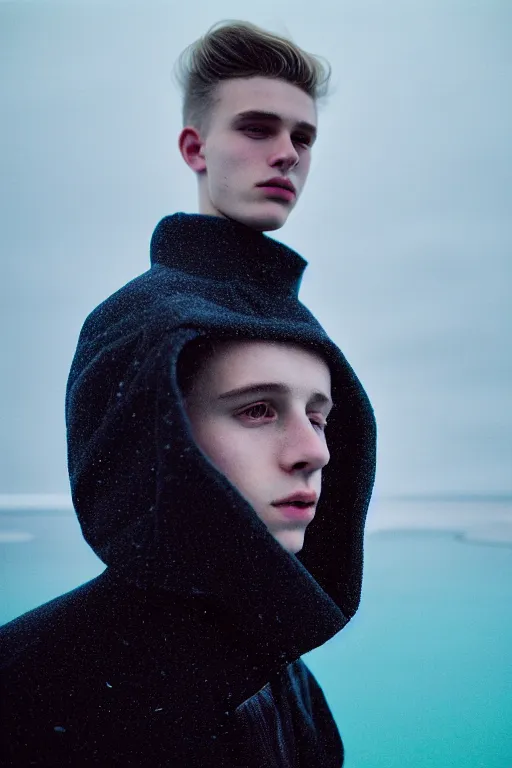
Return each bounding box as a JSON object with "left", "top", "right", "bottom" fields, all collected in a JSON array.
[{"left": 1, "top": 508, "right": 511, "bottom": 767}]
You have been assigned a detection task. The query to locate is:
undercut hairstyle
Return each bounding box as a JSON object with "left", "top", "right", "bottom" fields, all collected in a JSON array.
[{"left": 172, "top": 19, "right": 333, "bottom": 138}]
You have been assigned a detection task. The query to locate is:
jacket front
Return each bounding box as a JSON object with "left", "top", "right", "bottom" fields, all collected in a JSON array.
[{"left": 0, "top": 213, "right": 376, "bottom": 766}]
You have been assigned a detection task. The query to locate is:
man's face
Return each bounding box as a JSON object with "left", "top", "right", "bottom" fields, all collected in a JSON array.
[
  {"left": 183, "top": 340, "right": 332, "bottom": 554},
  {"left": 179, "top": 77, "right": 317, "bottom": 232}
]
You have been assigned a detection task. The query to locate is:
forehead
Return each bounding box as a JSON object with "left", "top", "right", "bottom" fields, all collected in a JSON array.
[
  {"left": 213, "top": 76, "right": 317, "bottom": 129},
  {"left": 205, "top": 340, "right": 330, "bottom": 393}
]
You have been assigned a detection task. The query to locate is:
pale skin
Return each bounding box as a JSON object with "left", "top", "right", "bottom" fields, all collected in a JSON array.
[
  {"left": 178, "top": 76, "right": 318, "bottom": 232},
  {"left": 183, "top": 340, "right": 332, "bottom": 554}
]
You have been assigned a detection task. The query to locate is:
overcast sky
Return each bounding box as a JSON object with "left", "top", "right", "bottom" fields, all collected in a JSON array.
[{"left": 1, "top": 0, "right": 511, "bottom": 498}]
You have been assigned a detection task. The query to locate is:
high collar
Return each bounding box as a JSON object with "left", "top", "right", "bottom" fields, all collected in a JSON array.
[{"left": 150, "top": 213, "right": 307, "bottom": 296}]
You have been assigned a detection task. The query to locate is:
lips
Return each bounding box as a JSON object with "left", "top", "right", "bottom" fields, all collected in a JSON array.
[
  {"left": 258, "top": 185, "right": 295, "bottom": 202},
  {"left": 271, "top": 491, "right": 317, "bottom": 507},
  {"left": 272, "top": 502, "right": 316, "bottom": 522},
  {"left": 257, "top": 177, "right": 296, "bottom": 194}
]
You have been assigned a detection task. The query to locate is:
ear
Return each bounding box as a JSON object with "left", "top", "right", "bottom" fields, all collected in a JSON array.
[{"left": 178, "top": 126, "right": 207, "bottom": 173}]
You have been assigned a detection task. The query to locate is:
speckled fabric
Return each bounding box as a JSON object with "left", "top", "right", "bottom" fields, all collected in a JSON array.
[{"left": 0, "top": 213, "right": 376, "bottom": 766}]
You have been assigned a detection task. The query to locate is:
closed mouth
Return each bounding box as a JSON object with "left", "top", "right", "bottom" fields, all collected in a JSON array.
[
  {"left": 274, "top": 501, "right": 314, "bottom": 508},
  {"left": 258, "top": 178, "right": 296, "bottom": 194},
  {"left": 271, "top": 490, "right": 317, "bottom": 506}
]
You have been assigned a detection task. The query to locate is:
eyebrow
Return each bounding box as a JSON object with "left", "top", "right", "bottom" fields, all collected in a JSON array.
[
  {"left": 232, "top": 109, "right": 317, "bottom": 143},
  {"left": 218, "top": 382, "right": 332, "bottom": 409}
]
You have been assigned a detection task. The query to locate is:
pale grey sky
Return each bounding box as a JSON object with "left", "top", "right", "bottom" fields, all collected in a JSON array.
[{"left": 1, "top": 0, "right": 511, "bottom": 497}]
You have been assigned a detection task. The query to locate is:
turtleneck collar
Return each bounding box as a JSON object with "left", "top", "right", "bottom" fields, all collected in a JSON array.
[{"left": 150, "top": 213, "right": 307, "bottom": 297}]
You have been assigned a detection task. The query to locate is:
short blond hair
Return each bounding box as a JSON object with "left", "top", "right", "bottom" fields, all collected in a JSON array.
[{"left": 173, "top": 19, "right": 332, "bottom": 136}]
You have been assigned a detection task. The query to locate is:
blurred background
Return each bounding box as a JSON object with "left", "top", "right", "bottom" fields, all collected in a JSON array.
[
  {"left": 1, "top": 0, "right": 511, "bottom": 497},
  {"left": 1, "top": 1, "right": 511, "bottom": 766}
]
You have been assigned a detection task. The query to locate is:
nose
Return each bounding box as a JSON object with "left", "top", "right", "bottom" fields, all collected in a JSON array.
[
  {"left": 279, "top": 414, "right": 330, "bottom": 474},
  {"left": 270, "top": 132, "right": 300, "bottom": 173}
]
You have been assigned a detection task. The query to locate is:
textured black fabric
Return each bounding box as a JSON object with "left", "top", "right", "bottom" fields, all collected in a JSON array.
[
  {"left": 0, "top": 213, "right": 376, "bottom": 765},
  {"left": 231, "top": 660, "right": 344, "bottom": 767}
]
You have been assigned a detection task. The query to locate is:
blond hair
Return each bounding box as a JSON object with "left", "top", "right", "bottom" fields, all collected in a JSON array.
[{"left": 172, "top": 20, "right": 332, "bottom": 136}]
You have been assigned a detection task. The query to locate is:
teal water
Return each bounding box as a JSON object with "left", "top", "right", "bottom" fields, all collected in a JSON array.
[
  {"left": 1, "top": 512, "right": 511, "bottom": 767},
  {"left": 306, "top": 530, "right": 512, "bottom": 768}
]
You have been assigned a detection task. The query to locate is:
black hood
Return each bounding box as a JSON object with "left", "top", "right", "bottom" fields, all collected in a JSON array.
[{"left": 65, "top": 213, "right": 376, "bottom": 665}]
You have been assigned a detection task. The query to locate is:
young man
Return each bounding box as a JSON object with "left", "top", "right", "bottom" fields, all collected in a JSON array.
[
  {"left": 173, "top": 19, "right": 324, "bottom": 232},
  {"left": 0, "top": 20, "right": 376, "bottom": 766}
]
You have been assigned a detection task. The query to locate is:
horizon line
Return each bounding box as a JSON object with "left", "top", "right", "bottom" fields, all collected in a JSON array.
[{"left": 0, "top": 492, "right": 512, "bottom": 511}]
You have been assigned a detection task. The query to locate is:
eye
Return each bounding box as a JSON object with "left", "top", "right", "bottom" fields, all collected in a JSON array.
[
  {"left": 310, "top": 417, "right": 328, "bottom": 432},
  {"left": 244, "top": 125, "right": 268, "bottom": 137},
  {"left": 294, "top": 135, "right": 312, "bottom": 147},
  {"left": 237, "top": 402, "right": 276, "bottom": 422},
  {"left": 244, "top": 126, "right": 311, "bottom": 147}
]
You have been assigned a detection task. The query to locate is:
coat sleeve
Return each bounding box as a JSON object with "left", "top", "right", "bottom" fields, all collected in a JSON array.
[
  {"left": 228, "top": 658, "right": 344, "bottom": 768},
  {"left": 287, "top": 659, "right": 345, "bottom": 768}
]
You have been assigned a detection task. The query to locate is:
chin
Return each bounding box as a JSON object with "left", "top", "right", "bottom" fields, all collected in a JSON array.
[
  {"left": 257, "top": 218, "right": 286, "bottom": 233},
  {"left": 224, "top": 204, "right": 291, "bottom": 233},
  {"left": 274, "top": 529, "right": 306, "bottom": 554}
]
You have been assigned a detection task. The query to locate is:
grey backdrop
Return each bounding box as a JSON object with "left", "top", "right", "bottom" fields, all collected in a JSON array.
[{"left": 1, "top": 0, "right": 511, "bottom": 497}]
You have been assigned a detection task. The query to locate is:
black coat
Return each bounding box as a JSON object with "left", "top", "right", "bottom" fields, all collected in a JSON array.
[{"left": 0, "top": 213, "right": 376, "bottom": 766}]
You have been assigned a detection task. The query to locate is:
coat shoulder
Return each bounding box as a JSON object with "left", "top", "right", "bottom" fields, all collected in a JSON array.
[{"left": 0, "top": 575, "right": 106, "bottom": 671}]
